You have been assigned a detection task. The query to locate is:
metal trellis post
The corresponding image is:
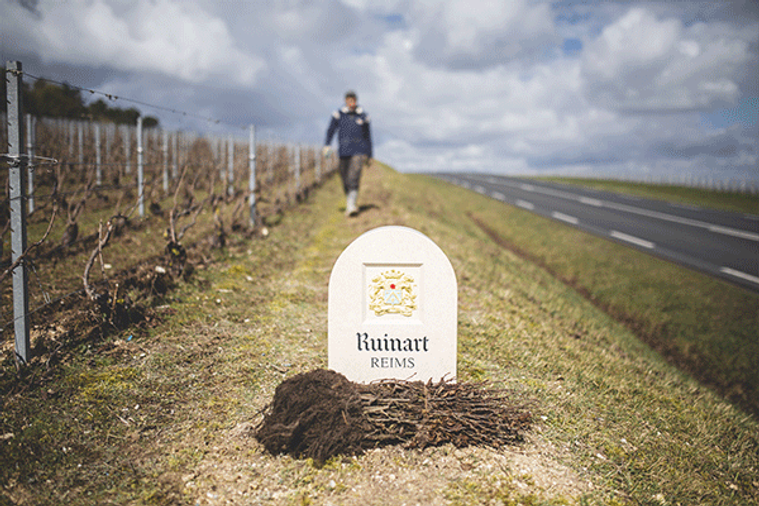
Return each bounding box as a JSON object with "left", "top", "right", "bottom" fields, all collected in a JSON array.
[
  {"left": 95, "top": 122, "right": 102, "bottom": 185},
  {"left": 68, "top": 120, "right": 74, "bottom": 157},
  {"left": 172, "top": 131, "right": 178, "bottom": 180},
  {"left": 162, "top": 130, "right": 169, "bottom": 192},
  {"left": 137, "top": 116, "right": 144, "bottom": 217},
  {"left": 77, "top": 121, "right": 83, "bottom": 166},
  {"left": 295, "top": 144, "right": 301, "bottom": 192},
  {"left": 6, "top": 61, "right": 30, "bottom": 364},
  {"left": 249, "top": 125, "right": 256, "bottom": 227},
  {"left": 124, "top": 125, "right": 131, "bottom": 175},
  {"left": 216, "top": 137, "right": 223, "bottom": 181},
  {"left": 105, "top": 122, "right": 112, "bottom": 162},
  {"left": 26, "top": 114, "right": 35, "bottom": 213},
  {"left": 228, "top": 134, "right": 234, "bottom": 196}
]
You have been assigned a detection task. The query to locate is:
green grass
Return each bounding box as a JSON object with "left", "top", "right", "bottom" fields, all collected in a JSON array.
[
  {"left": 537, "top": 176, "right": 759, "bottom": 215},
  {"left": 425, "top": 174, "right": 759, "bottom": 417},
  {"left": 1, "top": 163, "right": 757, "bottom": 505}
]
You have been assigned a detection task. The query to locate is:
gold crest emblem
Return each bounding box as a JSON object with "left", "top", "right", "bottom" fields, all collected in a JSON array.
[{"left": 368, "top": 269, "right": 418, "bottom": 317}]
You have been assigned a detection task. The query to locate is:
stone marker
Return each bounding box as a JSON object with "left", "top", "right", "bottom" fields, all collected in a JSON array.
[{"left": 328, "top": 226, "right": 457, "bottom": 383}]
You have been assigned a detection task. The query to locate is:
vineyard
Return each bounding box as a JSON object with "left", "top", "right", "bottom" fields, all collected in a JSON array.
[{"left": 1, "top": 105, "right": 335, "bottom": 365}]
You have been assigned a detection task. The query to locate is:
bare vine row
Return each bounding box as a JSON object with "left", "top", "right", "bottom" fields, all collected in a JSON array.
[{"left": 2, "top": 113, "right": 336, "bottom": 357}]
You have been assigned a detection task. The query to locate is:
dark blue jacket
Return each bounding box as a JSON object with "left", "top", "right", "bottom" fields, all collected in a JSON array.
[{"left": 325, "top": 106, "right": 372, "bottom": 158}]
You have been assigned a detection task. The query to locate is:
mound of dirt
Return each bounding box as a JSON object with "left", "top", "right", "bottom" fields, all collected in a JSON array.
[{"left": 255, "top": 369, "right": 532, "bottom": 464}]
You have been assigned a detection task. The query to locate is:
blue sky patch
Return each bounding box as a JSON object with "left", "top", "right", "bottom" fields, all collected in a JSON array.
[
  {"left": 562, "top": 38, "right": 583, "bottom": 56},
  {"left": 702, "top": 98, "right": 759, "bottom": 129}
]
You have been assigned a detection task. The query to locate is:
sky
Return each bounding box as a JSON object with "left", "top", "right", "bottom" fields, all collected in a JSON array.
[{"left": 2, "top": 0, "right": 758, "bottom": 183}]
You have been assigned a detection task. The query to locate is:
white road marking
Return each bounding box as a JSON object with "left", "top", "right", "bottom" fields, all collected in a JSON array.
[
  {"left": 610, "top": 230, "right": 655, "bottom": 249},
  {"left": 516, "top": 200, "right": 534, "bottom": 210},
  {"left": 467, "top": 177, "right": 759, "bottom": 243},
  {"left": 492, "top": 192, "right": 506, "bottom": 201},
  {"left": 707, "top": 225, "right": 759, "bottom": 242},
  {"left": 720, "top": 267, "right": 759, "bottom": 285},
  {"left": 579, "top": 197, "right": 603, "bottom": 207},
  {"left": 454, "top": 175, "right": 758, "bottom": 288},
  {"left": 474, "top": 185, "right": 486, "bottom": 194},
  {"left": 552, "top": 212, "right": 578, "bottom": 225},
  {"left": 602, "top": 201, "right": 759, "bottom": 242}
]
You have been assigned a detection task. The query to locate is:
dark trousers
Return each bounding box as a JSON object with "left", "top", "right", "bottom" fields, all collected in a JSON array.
[{"left": 338, "top": 155, "right": 367, "bottom": 194}]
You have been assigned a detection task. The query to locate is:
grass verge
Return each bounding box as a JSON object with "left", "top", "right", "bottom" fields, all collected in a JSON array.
[
  {"left": 1, "top": 162, "right": 757, "bottom": 505},
  {"left": 428, "top": 174, "right": 758, "bottom": 417}
]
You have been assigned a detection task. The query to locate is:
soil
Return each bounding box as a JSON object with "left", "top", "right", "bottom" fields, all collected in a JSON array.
[{"left": 255, "top": 369, "right": 368, "bottom": 463}]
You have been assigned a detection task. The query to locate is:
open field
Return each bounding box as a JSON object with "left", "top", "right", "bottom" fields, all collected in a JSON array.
[
  {"left": 1, "top": 163, "right": 757, "bottom": 505},
  {"left": 538, "top": 177, "right": 759, "bottom": 215}
]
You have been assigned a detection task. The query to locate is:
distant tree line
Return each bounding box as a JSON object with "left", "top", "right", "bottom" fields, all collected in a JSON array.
[{"left": 1, "top": 76, "right": 159, "bottom": 128}]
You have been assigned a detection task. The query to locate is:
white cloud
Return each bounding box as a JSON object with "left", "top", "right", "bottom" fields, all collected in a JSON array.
[
  {"left": 1, "top": 0, "right": 756, "bottom": 182},
  {"left": 1, "top": 0, "right": 265, "bottom": 87},
  {"left": 270, "top": 0, "right": 358, "bottom": 43},
  {"left": 409, "top": 0, "right": 558, "bottom": 69},
  {"left": 378, "top": 138, "right": 530, "bottom": 174},
  {"left": 358, "top": 7, "right": 756, "bottom": 179},
  {"left": 354, "top": 31, "right": 600, "bottom": 165},
  {"left": 582, "top": 7, "right": 752, "bottom": 111}
]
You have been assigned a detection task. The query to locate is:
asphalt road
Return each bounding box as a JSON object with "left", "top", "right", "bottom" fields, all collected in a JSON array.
[{"left": 433, "top": 173, "right": 759, "bottom": 293}]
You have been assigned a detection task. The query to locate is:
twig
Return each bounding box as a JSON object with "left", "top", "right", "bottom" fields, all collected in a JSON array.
[
  {"left": 176, "top": 201, "right": 206, "bottom": 242},
  {"left": 0, "top": 202, "right": 59, "bottom": 285},
  {"left": 68, "top": 177, "right": 96, "bottom": 225},
  {"left": 96, "top": 221, "right": 108, "bottom": 284},
  {"left": 168, "top": 165, "right": 190, "bottom": 243},
  {"left": 83, "top": 219, "right": 115, "bottom": 301}
]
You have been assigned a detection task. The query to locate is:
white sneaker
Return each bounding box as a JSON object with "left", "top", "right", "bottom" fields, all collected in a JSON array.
[{"left": 346, "top": 190, "right": 358, "bottom": 216}]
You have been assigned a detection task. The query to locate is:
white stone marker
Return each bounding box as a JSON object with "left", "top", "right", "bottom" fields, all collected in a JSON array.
[{"left": 328, "top": 226, "right": 457, "bottom": 383}]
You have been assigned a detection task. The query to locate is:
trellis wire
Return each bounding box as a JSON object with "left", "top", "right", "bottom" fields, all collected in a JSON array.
[{"left": 2, "top": 61, "right": 335, "bottom": 365}]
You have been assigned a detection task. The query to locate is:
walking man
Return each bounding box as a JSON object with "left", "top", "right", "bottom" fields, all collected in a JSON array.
[{"left": 324, "top": 90, "right": 372, "bottom": 216}]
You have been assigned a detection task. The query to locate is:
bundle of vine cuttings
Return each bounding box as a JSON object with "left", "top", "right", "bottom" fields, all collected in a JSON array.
[{"left": 255, "top": 369, "right": 532, "bottom": 463}]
